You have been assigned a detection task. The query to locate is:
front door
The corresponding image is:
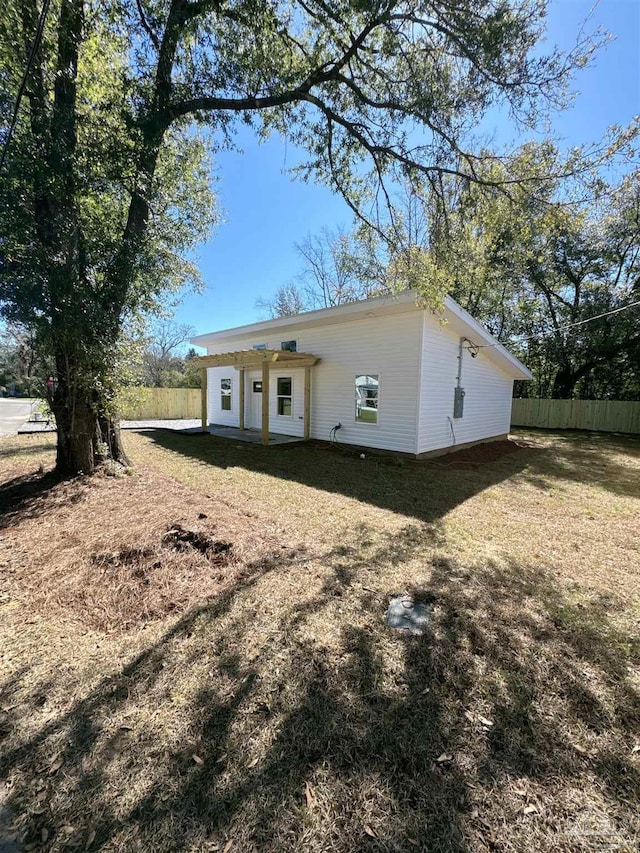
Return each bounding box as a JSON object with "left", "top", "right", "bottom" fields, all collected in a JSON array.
[{"left": 249, "top": 375, "right": 263, "bottom": 429}]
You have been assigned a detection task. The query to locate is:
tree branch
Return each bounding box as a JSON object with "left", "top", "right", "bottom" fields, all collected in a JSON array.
[{"left": 135, "top": 0, "right": 160, "bottom": 51}]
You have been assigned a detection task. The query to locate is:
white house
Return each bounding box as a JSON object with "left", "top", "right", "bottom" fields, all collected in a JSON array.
[{"left": 190, "top": 291, "right": 531, "bottom": 456}]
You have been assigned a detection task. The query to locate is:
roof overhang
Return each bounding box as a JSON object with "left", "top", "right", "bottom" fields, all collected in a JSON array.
[
  {"left": 441, "top": 297, "right": 533, "bottom": 381},
  {"left": 195, "top": 349, "right": 319, "bottom": 369}
]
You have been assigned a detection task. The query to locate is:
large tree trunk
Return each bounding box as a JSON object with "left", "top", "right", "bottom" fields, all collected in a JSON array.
[
  {"left": 51, "top": 370, "right": 131, "bottom": 476},
  {"left": 551, "top": 367, "right": 578, "bottom": 399},
  {"left": 98, "top": 413, "right": 131, "bottom": 468},
  {"left": 551, "top": 360, "right": 599, "bottom": 399},
  {"left": 53, "top": 396, "right": 97, "bottom": 475}
]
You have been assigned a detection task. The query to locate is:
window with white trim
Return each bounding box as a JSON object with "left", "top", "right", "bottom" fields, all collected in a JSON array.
[
  {"left": 220, "top": 377, "right": 232, "bottom": 411},
  {"left": 277, "top": 377, "right": 292, "bottom": 416},
  {"left": 281, "top": 340, "right": 297, "bottom": 352},
  {"left": 355, "top": 374, "right": 379, "bottom": 424}
]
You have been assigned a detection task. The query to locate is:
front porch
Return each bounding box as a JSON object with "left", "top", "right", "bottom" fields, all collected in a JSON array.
[
  {"left": 206, "top": 425, "right": 304, "bottom": 445},
  {"left": 196, "top": 348, "right": 320, "bottom": 445}
]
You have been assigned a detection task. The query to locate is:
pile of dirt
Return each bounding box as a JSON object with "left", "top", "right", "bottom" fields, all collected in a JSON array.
[
  {"left": 422, "top": 438, "right": 534, "bottom": 468},
  {"left": 161, "top": 523, "right": 233, "bottom": 559}
]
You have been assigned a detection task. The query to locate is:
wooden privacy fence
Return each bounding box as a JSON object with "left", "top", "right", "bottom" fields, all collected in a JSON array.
[
  {"left": 511, "top": 398, "right": 640, "bottom": 434},
  {"left": 118, "top": 387, "right": 200, "bottom": 420}
]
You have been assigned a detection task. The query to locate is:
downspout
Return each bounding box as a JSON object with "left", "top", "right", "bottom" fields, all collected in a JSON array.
[{"left": 456, "top": 337, "right": 464, "bottom": 389}]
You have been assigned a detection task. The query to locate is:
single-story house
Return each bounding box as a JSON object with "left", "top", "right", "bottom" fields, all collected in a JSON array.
[{"left": 190, "top": 290, "right": 531, "bottom": 456}]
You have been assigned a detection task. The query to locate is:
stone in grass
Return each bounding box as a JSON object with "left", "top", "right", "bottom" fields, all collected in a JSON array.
[{"left": 385, "top": 594, "right": 432, "bottom": 635}]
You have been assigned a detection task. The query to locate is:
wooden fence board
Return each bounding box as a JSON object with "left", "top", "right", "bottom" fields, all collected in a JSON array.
[
  {"left": 511, "top": 399, "right": 640, "bottom": 434},
  {"left": 118, "top": 387, "right": 201, "bottom": 420}
]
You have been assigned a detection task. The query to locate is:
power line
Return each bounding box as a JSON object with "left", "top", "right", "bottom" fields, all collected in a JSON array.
[
  {"left": 0, "top": 0, "right": 51, "bottom": 175},
  {"left": 473, "top": 299, "right": 640, "bottom": 351}
]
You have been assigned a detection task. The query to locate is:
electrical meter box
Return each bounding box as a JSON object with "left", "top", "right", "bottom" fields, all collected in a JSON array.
[{"left": 453, "top": 386, "right": 465, "bottom": 419}]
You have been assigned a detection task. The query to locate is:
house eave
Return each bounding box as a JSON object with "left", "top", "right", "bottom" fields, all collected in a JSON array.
[{"left": 442, "top": 296, "right": 533, "bottom": 381}]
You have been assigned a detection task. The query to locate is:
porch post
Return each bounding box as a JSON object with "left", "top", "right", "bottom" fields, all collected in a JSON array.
[
  {"left": 200, "top": 368, "right": 208, "bottom": 432},
  {"left": 261, "top": 361, "right": 270, "bottom": 445},
  {"left": 239, "top": 369, "right": 245, "bottom": 431},
  {"left": 304, "top": 366, "right": 311, "bottom": 440}
]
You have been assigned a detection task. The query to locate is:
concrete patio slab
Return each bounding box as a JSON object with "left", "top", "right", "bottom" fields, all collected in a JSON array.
[
  {"left": 16, "top": 419, "right": 304, "bottom": 446},
  {"left": 205, "top": 425, "right": 303, "bottom": 445}
]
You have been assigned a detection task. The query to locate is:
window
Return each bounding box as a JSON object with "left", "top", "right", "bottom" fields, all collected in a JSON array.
[
  {"left": 221, "top": 378, "right": 232, "bottom": 411},
  {"left": 355, "top": 375, "right": 379, "bottom": 424},
  {"left": 252, "top": 343, "right": 267, "bottom": 350},
  {"left": 277, "top": 377, "right": 292, "bottom": 416},
  {"left": 281, "top": 340, "right": 297, "bottom": 352}
]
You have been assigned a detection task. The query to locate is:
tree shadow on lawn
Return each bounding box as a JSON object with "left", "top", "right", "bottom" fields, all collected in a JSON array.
[
  {"left": 0, "top": 470, "right": 92, "bottom": 531},
  {"left": 2, "top": 429, "right": 635, "bottom": 535},
  {"left": 0, "top": 431, "right": 524, "bottom": 536},
  {"left": 142, "top": 431, "right": 537, "bottom": 526},
  {"left": 1, "top": 527, "right": 638, "bottom": 852},
  {"left": 0, "top": 441, "right": 55, "bottom": 462},
  {"left": 142, "top": 429, "right": 639, "bottom": 523}
]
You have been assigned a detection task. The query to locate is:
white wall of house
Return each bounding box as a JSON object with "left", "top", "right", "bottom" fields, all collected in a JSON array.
[
  {"left": 417, "top": 314, "right": 514, "bottom": 454},
  {"left": 205, "top": 308, "right": 424, "bottom": 453},
  {"left": 200, "top": 297, "right": 525, "bottom": 455},
  {"left": 303, "top": 310, "right": 423, "bottom": 452},
  {"left": 206, "top": 366, "right": 240, "bottom": 428}
]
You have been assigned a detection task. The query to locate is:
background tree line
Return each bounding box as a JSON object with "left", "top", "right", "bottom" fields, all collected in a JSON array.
[
  {"left": 259, "top": 145, "right": 640, "bottom": 401},
  {"left": 0, "top": 323, "right": 47, "bottom": 396},
  {"left": 0, "top": 318, "right": 202, "bottom": 394}
]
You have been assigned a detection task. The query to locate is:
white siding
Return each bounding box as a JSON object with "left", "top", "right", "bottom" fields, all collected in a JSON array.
[
  {"left": 417, "top": 314, "right": 514, "bottom": 454},
  {"left": 205, "top": 365, "right": 306, "bottom": 437},
  {"left": 206, "top": 310, "right": 424, "bottom": 453},
  {"left": 303, "top": 311, "right": 423, "bottom": 452},
  {"left": 206, "top": 366, "right": 240, "bottom": 427},
  {"left": 248, "top": 368, "right": 306, "bottom": 437}
]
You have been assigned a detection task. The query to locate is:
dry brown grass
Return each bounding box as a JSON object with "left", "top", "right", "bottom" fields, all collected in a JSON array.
[{"left": 0, "top": 428, "right": 639, "bottom": 852}]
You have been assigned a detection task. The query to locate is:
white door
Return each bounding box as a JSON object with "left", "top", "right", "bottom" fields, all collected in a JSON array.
[{"left": 249, "top": 374, "right": 263, "bottom": 429}]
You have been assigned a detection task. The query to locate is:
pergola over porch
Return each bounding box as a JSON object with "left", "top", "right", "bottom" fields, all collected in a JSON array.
[{"left": 195, "top": 349, "right": 320, "bottom": 445}]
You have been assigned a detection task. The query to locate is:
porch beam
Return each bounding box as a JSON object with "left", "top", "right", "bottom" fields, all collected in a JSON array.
[
  {"left": 231, "top": 357, "right": 318, "bottom": 369},
  {"left": 304, "top": 365, "right": 311, "bottom": 441},
  {"left": 239, "top": 369, "right": 245, "bottom": 431},
  {"left": 195, "top": 350, "right": 319, "bottom": 368},
  {"left": 200, "top": 368, "right": 208, "bottom": 432},
  {"left": 261, "top": 361, "right": 270, "bottom": 446}
]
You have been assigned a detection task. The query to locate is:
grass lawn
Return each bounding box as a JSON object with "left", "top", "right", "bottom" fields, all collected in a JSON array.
[{"left": 0, "top": 429, "right": 638, "bottom": 852}]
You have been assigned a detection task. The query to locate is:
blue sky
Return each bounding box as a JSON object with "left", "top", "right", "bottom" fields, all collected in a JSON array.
[{"left": 175, "top": 0, "right": 640, "bottom": 342}]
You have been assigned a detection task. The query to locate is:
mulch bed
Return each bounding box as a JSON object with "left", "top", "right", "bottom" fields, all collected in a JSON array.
[{"left": 0, "top": 463, "right": 300, "bottom": 633}]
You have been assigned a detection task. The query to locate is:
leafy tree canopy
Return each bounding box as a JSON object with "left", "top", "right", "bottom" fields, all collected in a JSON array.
[
  {"left": 265, "top": 143, "right": 639, "bottom": 398},
  {"left": 427, "top": 145, "right": 640, "bottom": 398}
]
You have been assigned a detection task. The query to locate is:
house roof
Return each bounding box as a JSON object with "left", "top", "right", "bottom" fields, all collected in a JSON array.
[{"left": 191, "top": 291, "right": 533, "bottom": 381}]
